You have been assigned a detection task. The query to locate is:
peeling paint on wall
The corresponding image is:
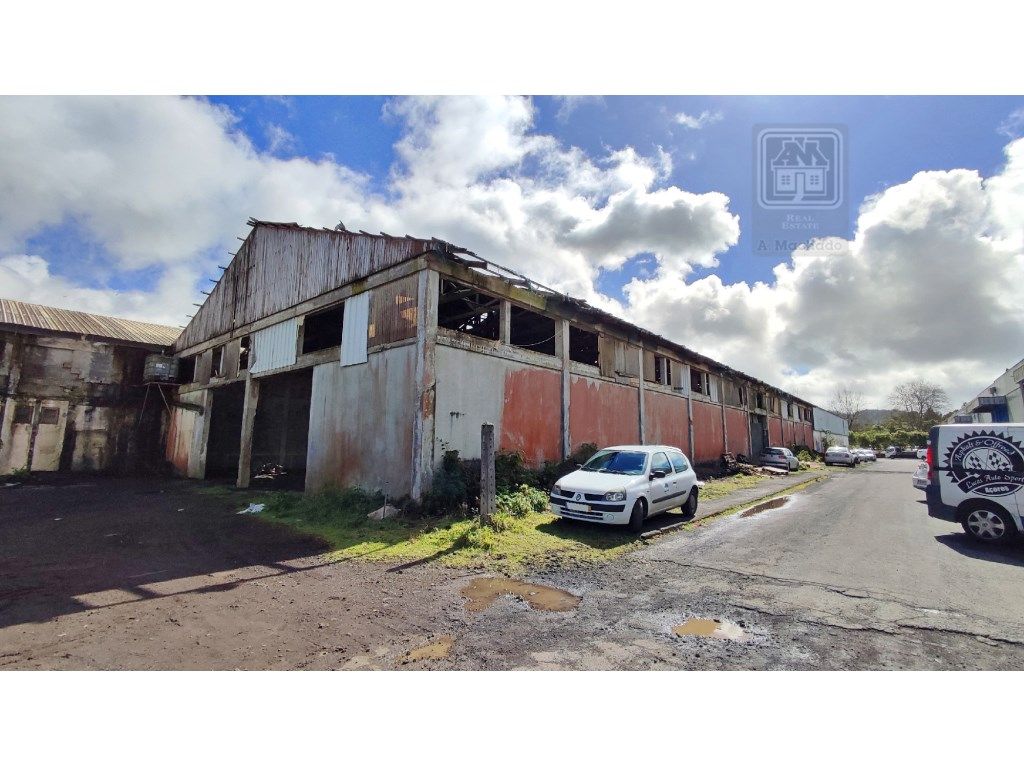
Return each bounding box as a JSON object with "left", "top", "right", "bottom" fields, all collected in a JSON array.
[
  {"left": 569, "top": 375, "right": 639, "bottom": 451},
  {"left": 691, "top": 399, "right": 725, "bottom": 463},
  {"left": 500, "top": 366, "right": 562, "bottom": 464},
  {"left": 725, "top": 406, "right": 750, "bottom": 456},
  {"left": 643, "top": 390, "right": 689, "bottom": 453},
  {"left": 768, "top": 415, "right": 783, "bottom": 447}
]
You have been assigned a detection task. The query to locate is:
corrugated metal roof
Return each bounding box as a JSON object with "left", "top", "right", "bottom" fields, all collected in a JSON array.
[{"left": 0, "top": 298, "right": 180, "bottom": 347}]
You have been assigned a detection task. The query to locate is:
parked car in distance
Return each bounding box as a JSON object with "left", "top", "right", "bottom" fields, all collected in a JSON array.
[
  {"left": 824, "top": 446, "right": 856, "bottom": 467},
  {"left": 925, "top": 423, "right": 1024, "bottom": 544},
  {"left": 884, "top": 446, "right": 899, "bottom": 458},
  {"left": 550, "top": 445, "right": 699, "bottom": 532},
  {"left": 912, "top": 462, "right": 929, "bottom": 490},
  {"left": 854, "top": 448, "right": 876, "bottom": 463},
  {"left": 760, "top": 446, "right": 799, "bottom": 471}
]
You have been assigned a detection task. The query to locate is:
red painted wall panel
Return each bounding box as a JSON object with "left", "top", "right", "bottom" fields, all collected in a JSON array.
[
  {"left": 500, "top": 366, "right": 563, "bottom": 464},
  {"left": 692, "top": 399, "right": 725, "bottom": 463},
  {"left": 768, "top": 415, "right": 783, "bottom": 446},
  {"left": 569, "top": 375, "right": 639, "bottom": 450},
  {"left": 644, "top": 390, "right": 689, "bottom": 453},
  {"left": 724, "top": 406, "right": 750, "bottom": 455}
]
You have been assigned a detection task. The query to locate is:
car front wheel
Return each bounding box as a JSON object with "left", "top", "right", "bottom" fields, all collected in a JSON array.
[
  {"left": 628, "top": 499, "right": 646, "bottom": 533},
  {"left": 962, "top": 505, "right": 1017, "bottom": 544},
  {"left": 684, "top": 488, "right": 698, "bottom": 518}
]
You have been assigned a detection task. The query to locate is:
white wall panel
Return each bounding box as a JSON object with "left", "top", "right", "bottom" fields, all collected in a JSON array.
[
  {"left": 340, "top": 292, "right": 369, "bottom": 367},
  {"left": 250, "top": 317, "right": 298, "bottom": 374}
]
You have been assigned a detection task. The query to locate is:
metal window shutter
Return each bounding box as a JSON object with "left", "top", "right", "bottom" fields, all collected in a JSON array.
[
  {"left": 250, "top": 317, "right": 298, "bottom": 374},
  {"left": 340, "top": 292, "right": 369, "bottom": 366}
]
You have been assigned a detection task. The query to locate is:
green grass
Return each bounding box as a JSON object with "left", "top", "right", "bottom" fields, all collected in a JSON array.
[
  {"left": 698, "top": 472, "right": 774, "bottom": 501},
  {"left": 245, "top": 486, "right": 640, "bottom": 571}
]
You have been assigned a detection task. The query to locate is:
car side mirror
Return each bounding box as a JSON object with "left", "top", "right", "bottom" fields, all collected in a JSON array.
[
  {"left": 650, "top": 469, "right": 667, "bottom": 479},
  {"left": 576, "top": 463, "right": 583, "bottom": 469}
]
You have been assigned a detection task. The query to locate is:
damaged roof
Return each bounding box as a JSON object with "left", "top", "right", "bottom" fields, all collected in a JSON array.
[{"left": 0, "top": 298, "right": 180, "bottom": 348}]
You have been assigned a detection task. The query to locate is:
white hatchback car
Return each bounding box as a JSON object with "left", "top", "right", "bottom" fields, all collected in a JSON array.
[{"left": 550, "top": 445, "right": 699, "bottom": 532}]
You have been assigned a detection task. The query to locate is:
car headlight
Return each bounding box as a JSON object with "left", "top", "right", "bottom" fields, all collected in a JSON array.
[
  {"left": 603, "top": 490, "right": 626, "bottom": 502},
  {"left": 552, "top": 485, "right": 562, "bottom": 496}
]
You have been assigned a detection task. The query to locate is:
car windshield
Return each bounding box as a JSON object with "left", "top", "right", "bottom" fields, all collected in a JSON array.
[
  {"left": 826, "top": 447, "right": 845, "bottom": 453},
  {"left": 581, "top": 450, "right": 648, "bottom": 475}
]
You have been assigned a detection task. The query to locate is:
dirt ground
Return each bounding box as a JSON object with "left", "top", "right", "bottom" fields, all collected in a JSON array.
[
  {"left": 0, "top": 476, "right": 470, "bottom": 670},
  {"left": 3, "top": 470, "right": 1023, "bottom": 670}
]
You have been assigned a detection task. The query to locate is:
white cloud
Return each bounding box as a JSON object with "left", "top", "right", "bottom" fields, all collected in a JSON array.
[
  {"left": 264, "top": 122, "right": 297, "bottom": 155},
  {"left": 0, "top": 96, "right": 1021, "bottom": 410},
  {"left": 674, "top": 109, "right": 723, "bottom": 129},
  {"left": 554, "top": 95, "right": 605, "bottom": 123}
]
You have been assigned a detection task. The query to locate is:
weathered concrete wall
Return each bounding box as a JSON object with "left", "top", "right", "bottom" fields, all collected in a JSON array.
[
  {"left": 1, "top": 331, "right": 159, "bottom": 475},
  {"left": 434, "top": 345, "right": 563, "bottom": 466},
  {"left": 306, "top": 344, "right": 417, "bottom": 496},
  {"left": 725, "top": 406, "right": 750, "bottom": 455},
  {"left": 569, "top": 374, "right": 639, "bottom": 451},
  {"left": 644, "top": 389, "right": 689, "bottom": 453},
  {"left": 691, "top": 399, "right": 725, "bottom": 463},
  {"left": 165, "top": 389, "right": 208, "bottom": 478}
]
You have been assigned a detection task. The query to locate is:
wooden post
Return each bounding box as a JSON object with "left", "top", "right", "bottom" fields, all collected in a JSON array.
[
  {"left": 237, "top": 375, "right": 260, "bottom": 488},
  {"left": 480, "top": 422, "right": 496, "bottom": 526}
]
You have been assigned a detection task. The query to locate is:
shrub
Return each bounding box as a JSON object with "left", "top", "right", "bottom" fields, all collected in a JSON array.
[
  {"left": 496, "top": 484, "right": 549, "bottom": 517},
  {"left": 495, "top": 451, "right": 538, "bottom": 491},
  {"left": 536, "top": 443, "right": 600, "bottom": 489}
]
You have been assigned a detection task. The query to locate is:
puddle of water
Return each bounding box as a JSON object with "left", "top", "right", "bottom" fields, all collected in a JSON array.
[
  {"left": 461, "top": 577, "right": 580, "bottom": 613},
  {"left": 739, "top": 495, "right": 791, "bottom": 518},
  {"left": 401, "top": 635, "right": 455, "bottom": 663},
  {"left": 672, "top": 618, "right": 747, "bottom": 641}
]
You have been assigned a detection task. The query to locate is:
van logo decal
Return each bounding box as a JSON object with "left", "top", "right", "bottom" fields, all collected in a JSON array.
[{"left": 945, "top": 431, "right": 1024, "bottom": 497}]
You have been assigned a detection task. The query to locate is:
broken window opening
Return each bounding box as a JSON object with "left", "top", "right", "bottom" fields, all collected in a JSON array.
[
  {"left": 211, "top": 344, "right": 225, "bottom": 378},
  {"left": 302, "top": 303, "right": 345, "bottom": 354},
  {"left": 690, "top": 368, "right": 707, "bottom": 395},
  {"left": 509, "top": 304, "right": 556, "bottom": 356},
  {"left": 569, "top": 325, "right": 599, "bottom": 367},
  {"left": 39, "top": 407, "right": 60, "bottom": 425},
  {"left": 12, "top": 403, "right": 33, "bottom": 424},
  {"left": 756, "top": 392, "right": 766, "bottom": 410},
  {"left": 654, "top": 355, "right": 672, "bottom": 386},
  {"left": 437, "top": 278, "right": 500, "bottom": 341},
  {"left": 239, "top": 336, "right": 250, "bottom": 371},
  {"left": 177, "top": 355, "right": 196, "bottom": 384}
]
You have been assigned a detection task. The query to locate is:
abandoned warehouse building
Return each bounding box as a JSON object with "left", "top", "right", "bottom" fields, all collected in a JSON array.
[
  {"left": 166, "top": 219, "right": 824, "bottom": 498},
  {"left": 0, "top": 299, "right": 180, "bottom": 475}
]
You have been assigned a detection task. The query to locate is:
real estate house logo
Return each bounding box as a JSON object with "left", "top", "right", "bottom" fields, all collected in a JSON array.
[{"left": 757, "top": 128, "right": 843, "bottom": 208}]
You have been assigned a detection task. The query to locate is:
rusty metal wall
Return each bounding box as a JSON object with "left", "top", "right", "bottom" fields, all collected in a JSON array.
[
  {"left": 725, "top": 406, "right": 750, "bottom": 455},
  {"left": 691, "top": 399, "right": 725, "bottom": 463},
  {"left": 165, "top": 389, "right": 207, "bottom": 478},
  {"left": 644, "top": 390, "right": 689, "bottom": 454},
  {"left": 176, "top": 224, "right": 432, "bottom": 351},
  {"left": 305, "top": 345, "right": 418, "bottom": 496},
  {"left": 569, "top": 375, "right": 639, "bottom": 451}
]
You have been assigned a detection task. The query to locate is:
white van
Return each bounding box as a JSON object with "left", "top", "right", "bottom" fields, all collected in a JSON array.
[{"left": 925, "top": 423, "right": 1024, "bottom": 544}]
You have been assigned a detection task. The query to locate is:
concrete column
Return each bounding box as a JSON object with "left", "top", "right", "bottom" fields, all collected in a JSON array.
[
  {"left": 684, "top": 364, "right": 695, "bottom": 459},
  {"left": 556, "top": 319, "right": 571, "bottom": 458},
  {"left": 499, "top": 299, "right": 511, "bottom": 345},
  {"left": 236, "top": 375, "right": 260, "bottom": 488},
  {"left": 412, "top": 269, "right": 439, "bottom": 499},
  {"left": 637, "top": 347, "right": 646, "bottom": 444},
  {"left": 720, "top": 381, "right": 729, "bottom": 453}
]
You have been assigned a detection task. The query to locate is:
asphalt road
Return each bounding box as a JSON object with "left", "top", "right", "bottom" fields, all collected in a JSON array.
[{"left": 449, "top": 459, "right": 1024, "bottom": 669}]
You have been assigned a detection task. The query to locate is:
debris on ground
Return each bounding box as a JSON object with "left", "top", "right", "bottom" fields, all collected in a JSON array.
[
  {"left": 253, "top": 463, "right": 287, "bottom": 481},
  {"left": 367, "top": 504, "right": 400, "bottom": 521},
  {"left": 237, "top": 503, "right": 266, "bottom": 515}
]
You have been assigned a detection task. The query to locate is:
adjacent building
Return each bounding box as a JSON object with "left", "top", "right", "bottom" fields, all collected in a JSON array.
[
  {"left": 0, "top": 299, "right": 179, "bottom": 475},
  {"left": 811, "top": 406, "right": 850, "bottom": 451},
  {"left": 166, "top": 220, "right": 823, "bottom": 497},
  {"left": 953, "top": 357, "right": 1024, "bottom": 424}
]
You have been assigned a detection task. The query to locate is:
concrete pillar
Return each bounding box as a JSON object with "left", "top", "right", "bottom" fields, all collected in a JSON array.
[
  {"left": 637, "top": 347, "right": 646, "bottom": 444},
  {"left": 684, "top": 364, "right": 695, "bottom": 459},
  {"left": 556, "top": 319, "right": 571, "bottom": 458},
  {"left": 499, "top": 299, "right": 511, "bottom": 345},
  {"left": 412, "top": 269, "right": 439, "bottom": 499},
  {"left": 236, "top": 375, "right": 260, "bottom": 488}
]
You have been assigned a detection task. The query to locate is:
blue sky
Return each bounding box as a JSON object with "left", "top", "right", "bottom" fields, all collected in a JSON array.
[
  {"left": 210, "top": 94, "right": 1023, "bottom": 292},
  {"left": 2, "top": 95, "right": 1023, "bottom": 407}
]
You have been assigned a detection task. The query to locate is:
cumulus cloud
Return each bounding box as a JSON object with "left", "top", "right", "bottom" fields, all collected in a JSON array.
[
  {"left": 0, "top": 95, "right": 1020, "bottom": 408},
  {"left": 674, "top": 109, "right": 723, "bottom": 129}
]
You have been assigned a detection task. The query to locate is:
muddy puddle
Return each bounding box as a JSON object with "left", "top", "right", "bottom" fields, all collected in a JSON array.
[
  {"left": 400, "top": 635, "right": 455, "bottom": 663},
  {"left": 461, "top": 577, "right": 580, "bottom": 613},
  {"left": 739, "top": 495, "right": 791, "bottom": 518},
  {"left": 672, "top": 618, "right": 747, "bottom": 641}
]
